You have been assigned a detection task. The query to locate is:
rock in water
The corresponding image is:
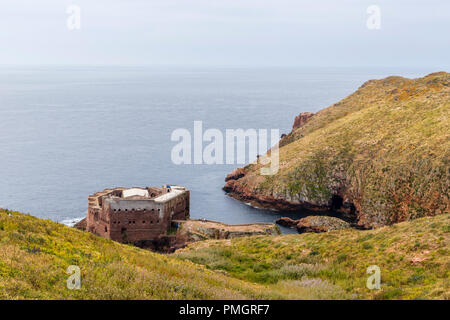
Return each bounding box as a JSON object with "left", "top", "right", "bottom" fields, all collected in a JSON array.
[{"left": 275, "top": 217, "right": 299, "bottom": 228}]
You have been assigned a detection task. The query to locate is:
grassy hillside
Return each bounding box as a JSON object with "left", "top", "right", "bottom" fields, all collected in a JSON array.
[
  {"left": 0, "top": 209, "right": 448, "bottom": 299},
  {"left": 177, "top": 214, "right": 450, "bottom": 300},
  {"left": 224, "top": 72, "right": 449, "bottom": 227},
  {"left": 0, "top": 209, "right": 289, "bottom": 299}
]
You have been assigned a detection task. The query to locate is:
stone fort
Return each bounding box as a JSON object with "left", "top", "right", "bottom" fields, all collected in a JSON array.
[{"left": 86, "top": 185, "right": 189, "bottom": 245}]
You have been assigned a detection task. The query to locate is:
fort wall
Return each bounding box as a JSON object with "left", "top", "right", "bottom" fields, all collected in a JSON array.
[{"left": 86, "top": 185, "right": 189, "bottom": 245}]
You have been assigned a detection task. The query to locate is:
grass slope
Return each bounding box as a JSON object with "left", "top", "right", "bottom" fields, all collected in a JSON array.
[
  {"left": 0, "top": 209, "right": 290, "bottom": 300},
  {"left": 177, "top": 214, "right": 450, "bottom": 300},
  {"left": 0, "top": 209, "right": 448, "bottom": 299}
]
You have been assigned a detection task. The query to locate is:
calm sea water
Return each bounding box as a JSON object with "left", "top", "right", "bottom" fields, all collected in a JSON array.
[{"left": 0, "top": 66, "right": 434, "bottom": 233}]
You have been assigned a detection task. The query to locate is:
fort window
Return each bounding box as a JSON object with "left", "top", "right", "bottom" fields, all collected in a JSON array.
[
  {"left": 143, "top": 221, "right": 145, "bottom": 224},
  {"left": 105, "top": 226, "right": 107, "bottom": 232}
]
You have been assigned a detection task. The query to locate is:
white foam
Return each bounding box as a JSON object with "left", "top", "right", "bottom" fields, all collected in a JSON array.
[{"left": 60, "top": 217, "right": 84, "bottom": 227}]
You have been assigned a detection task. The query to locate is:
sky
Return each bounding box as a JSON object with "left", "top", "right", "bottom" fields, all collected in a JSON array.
[{"left": 0, "top": 0, "right": 449, "bottom": 67}]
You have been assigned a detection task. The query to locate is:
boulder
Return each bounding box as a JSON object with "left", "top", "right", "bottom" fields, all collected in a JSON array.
[
  {"left": 275, "top": 217, "right": 299, "bottom": 229},
  {"left": 297, "top": 216, "right": 351, "bottom": 233}
]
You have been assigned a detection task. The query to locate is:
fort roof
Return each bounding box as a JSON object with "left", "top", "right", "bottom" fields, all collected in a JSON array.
[
  {"left": 122, "top": 188, "right": 149, "bottom": 198},
  {"left": 154, "top": 188, "right": 184, "bottom": 203},
  {"left": 88, "top": 186, "right": 189, "bottom": 207}
]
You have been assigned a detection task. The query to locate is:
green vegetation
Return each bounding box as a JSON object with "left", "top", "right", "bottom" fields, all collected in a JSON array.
[
  {"left": 177, "top": 214, "right": 450, "bottom": 300},
  {"left": 234, "top": 72, "right": 450, "bottom": 227},
  {"left": 0, "top": 209, "right": 448, "bottom": 299},
  {"left": 0, "top": 209, "right": 299, "bottom": 299}
]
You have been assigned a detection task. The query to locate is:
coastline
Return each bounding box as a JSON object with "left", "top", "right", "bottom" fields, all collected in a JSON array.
[{"left": 222, "top": 72, "right": 450, "bottom": 229}]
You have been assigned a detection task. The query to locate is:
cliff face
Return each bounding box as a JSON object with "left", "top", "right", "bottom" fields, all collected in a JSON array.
[{"left": 224, "top": 72, "right": 450, "bottom": 228}]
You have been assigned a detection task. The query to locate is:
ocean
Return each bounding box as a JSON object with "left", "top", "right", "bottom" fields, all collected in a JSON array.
[{"left": 0, "top": 66, "right": 434, "bottom": 233}]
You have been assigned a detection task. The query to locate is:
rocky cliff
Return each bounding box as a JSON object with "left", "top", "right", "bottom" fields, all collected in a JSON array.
[{"left": 224, "top": 72, "right": 450, "bottom": 228}]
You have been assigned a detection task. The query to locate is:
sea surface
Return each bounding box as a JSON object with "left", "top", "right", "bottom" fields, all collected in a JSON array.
[{"left": 0, "top": 66, "right": 434, "bottom": 233}]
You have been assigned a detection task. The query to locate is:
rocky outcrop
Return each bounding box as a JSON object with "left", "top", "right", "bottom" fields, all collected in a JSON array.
[
  {"left": 175, "top": 219, "right": 280, "bottom": 245},
  {"left": 292, "top": 112, "right": 315, "bottom": 130},
  {"left": 296, "top": 216, "right": 351, "bottom": 233},
  {"left": 223, "top": 178, "right": 325, "bottom": 212},
  {"left": 224, "top": 169, "right": 328, "bottom": 212},
  {"left": 224, "top": 72, "right": 450, "bottom": 229},
  {"left": 275, "top": 217, "right": 299, "bottom": 228},
  {"left": 276, "top": 216, "right": 351, "bottom": 233},
  {"left": 74, "top": 218, "right": 86, "bottom": 231},
  {"left": 225, "top": 168, "right": 246, "bottom": 182}
]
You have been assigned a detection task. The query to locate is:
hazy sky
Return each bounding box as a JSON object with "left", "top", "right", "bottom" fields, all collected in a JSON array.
[{"left": 0, "top": 0, "right": 449, "bottom": 67}]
